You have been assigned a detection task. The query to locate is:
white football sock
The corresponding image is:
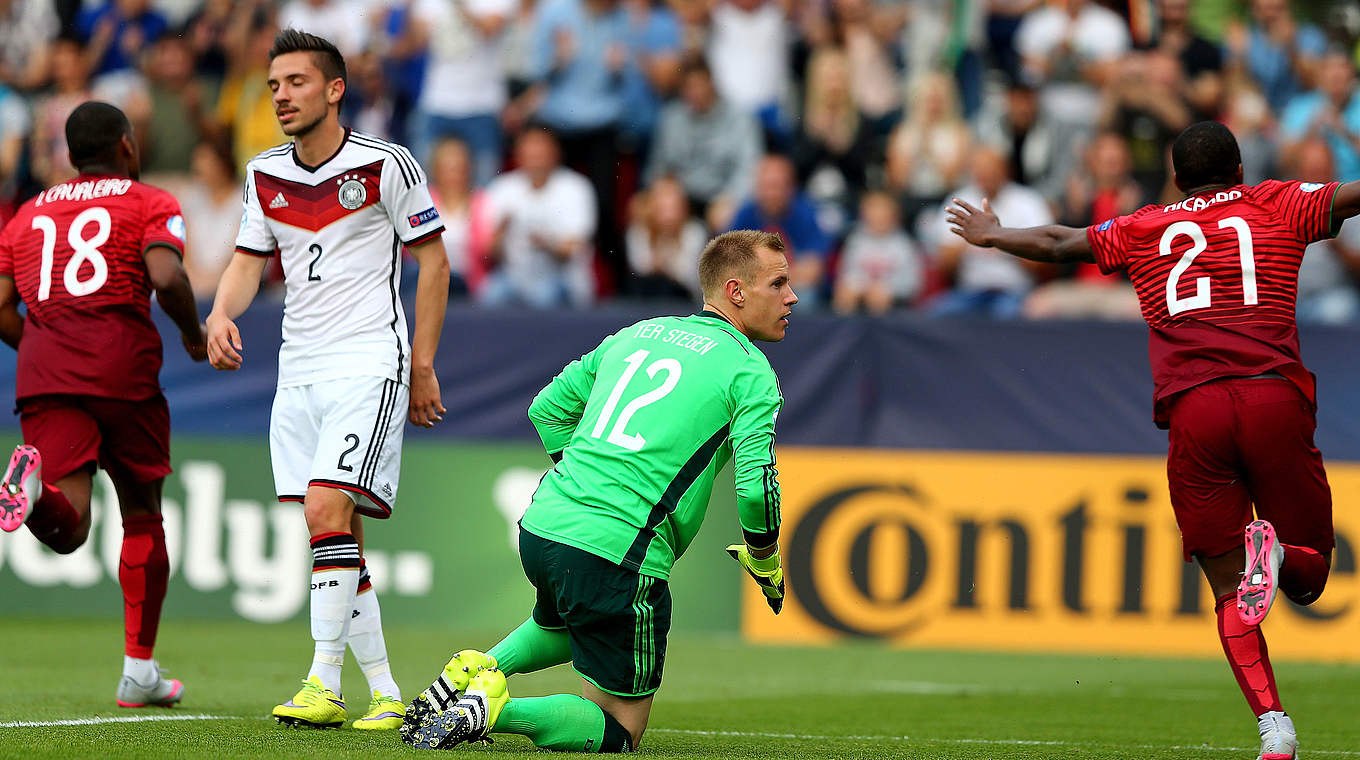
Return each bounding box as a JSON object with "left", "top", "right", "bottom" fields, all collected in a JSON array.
[
  {"left": 308, "top": 534, "right": 360, "bottom": 697},
  {"left": 122, "top": 655, "right": 156, "bottom": 684},
  {"left": 349, "top": 566, "right": 401, "bottom": 700}
]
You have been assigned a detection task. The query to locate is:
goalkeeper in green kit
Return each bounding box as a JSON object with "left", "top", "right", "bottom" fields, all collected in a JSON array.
[{"left": 401, "top": 230, "right": 796, "bottom": 753}]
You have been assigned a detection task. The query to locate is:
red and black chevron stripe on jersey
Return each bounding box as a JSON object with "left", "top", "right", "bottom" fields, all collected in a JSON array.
[{"left": 254, "top": 160, "right": 384, "bottom": 232}]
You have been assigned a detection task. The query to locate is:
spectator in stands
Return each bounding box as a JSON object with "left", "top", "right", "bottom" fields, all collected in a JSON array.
[
  {"left": 1024, "top": 133, "right": 1142, "bottom": 320},
  {"left": 0, "top": 83, "right": 29, "bottom": 212},
  {"left": 833, "top": 189, "right": 923, "bottom": 316},
  {"left": 1056, "top": 132, "right": 1144, "bottom": 229},
  {"left": 31, "top": 37, "right": 150, "bottom": 186},
  {"left": 625, "top": 176, "right": 705, "bottom": 300},
  {"left": 277, "top": 0, "right": 369, "bottom": 58},
  {"left": 182, "top": 0, "right": 233, "bottom": 79},
  {"left": 706, "top": 0, "right": 793, "bottom": 144},
  {"left": 1292, "top": 138, "right": 1360, "bottom": 324},
  {"left": 619, "top": 0, "right": 684, "bottom": 147},
  {"left": 1223, "top": 84, "right": 1277, "bottom": 186},
  {"left": 428, "top": 137, "right": 493, "bottom": 297},
  {"left": 1101, "top": 50, "right": 1194, "bottom": 201},
  {"left": 364, "top": 0, "right": 428, "bottom": 146},
  {"left": 1141, "top": 0, "right": 1223, "bottom": 120},
  {"left": 811, "top": 0, "right": 901, "bottom": 135},
  {"left": 885, "top": 71, "right": 971, "bottom": 222},
  {"left": 515, "top": 0, "right": 632, "bottom": 284},
  {"left": 1224, "top": 0, "right": 1326, "bottom": 114},
  {"left": 412, "top": 0, "right": 515, "bottom": 187},
  {"left": 793, "top": 46, "right": 876, "bottom": 238},
  {"left": 1280, "top": 49, "right": 1360, "bottom": 183},
  {"left": 668, "top": 0, "right": 709, "bottom": 54},
  {"left": 142, "top": 36, "right": 217, "bottom": 178},
  {"left": 343, "top": 49, "right": 399, "bottom": 140},
  {"left": 30, "top": 39, "right": 88, "bottom": 187},
  {"left": 0, "top": 0, "right": 59, "bottom": 91},
  {"left": 77, "top": 0, "right": 168, "bottom": 76},
  {"left": 1015, "top": 0, "right": 1128, "bottom": 201},
  {"left": 482, "top": 127, "right": 597, "bottom": 308},
  {"left": 645, "top": 56, "right": 761, "bottom": 233},
  {"left": 728, "top": 154, "right": 831, "bottom": 306},
  {"left": 976, "top": 75, "right": 1055, "bottom": 192},
  {"left": 499, "top": 0, "right": 542, "bottom": 101},
  {"left": 213, "top": 9, "right": 283, "bottom": 169},
  {"left": 985, "top": 0, "right": 1042, "bottom": 78},
  {"left": 1016, "top": 0, "right": 1128, "bottom": 127},
  {"left": 899, "top": 0, "right": 984, "bottom": 118},
  {"left": 179, "top": 140, "right": 244, "bottom": 299},
  {"left": 931, "top": 146, "right": 1052, "bottom": 319}
]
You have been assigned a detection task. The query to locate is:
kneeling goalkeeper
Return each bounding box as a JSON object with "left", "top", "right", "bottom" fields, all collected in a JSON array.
[{"left": 401, "top": 230, "right": 795, "bottom": 752}]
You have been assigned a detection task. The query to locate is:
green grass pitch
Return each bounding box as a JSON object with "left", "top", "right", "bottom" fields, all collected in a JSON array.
[{"left": 1, "top": 618, "right": 1357, "bottom": 759}]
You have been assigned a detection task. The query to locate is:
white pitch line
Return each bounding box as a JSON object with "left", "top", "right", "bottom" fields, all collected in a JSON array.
[
  {"left": 0, "top": 713, "right": 237, "bottom": 728},
  {"left": 648, "top": 728, "right": 1360, "bottom": 757}
]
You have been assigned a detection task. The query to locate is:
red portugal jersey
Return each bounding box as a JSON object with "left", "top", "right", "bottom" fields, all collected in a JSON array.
[
  {"left": 1087, "top": 179, "right": 1339, "bottom": 427},
  {"left": 0, "top": 174, "right": 186, "bottom": 402}
]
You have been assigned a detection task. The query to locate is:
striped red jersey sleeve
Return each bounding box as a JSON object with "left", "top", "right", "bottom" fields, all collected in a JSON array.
[
  {"left": 1249, "top": 179, "right": 1340, "bottom": 244},
  {"left": 1086, "top": 214, "right": 1132, "bottom": 274},
  {"left": 140, "top": 186, "right": 186, "bottom": 257}
]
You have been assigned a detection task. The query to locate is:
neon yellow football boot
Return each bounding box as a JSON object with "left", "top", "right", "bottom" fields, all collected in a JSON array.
[
  {"left": 272, "top": 676, "right": 346, "bottom": 728},
  {"left": 353, "top": 690, "right": 405, "bottom": 730},
  {"left": 400, "top": 649, "right": 497, "bottom": 742},
  {"left": 407, "top": 667, "right": 509, "bottom": 749}
]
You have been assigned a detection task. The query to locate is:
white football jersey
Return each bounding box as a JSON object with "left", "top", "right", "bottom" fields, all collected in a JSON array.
[{"left": 234, "top": 129, "right": 444, "bottom": 388}]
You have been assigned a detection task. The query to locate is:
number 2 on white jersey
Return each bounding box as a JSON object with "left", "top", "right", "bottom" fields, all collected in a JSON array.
[
  {"left": 31, "top": 207, "right": 111, "bottom": 301},
  {"left": 591, "top": 349, "right": 682, "bottom": 452},
  {"left": 1159, "top": 216, "right": 1255, "bottom": 316}
]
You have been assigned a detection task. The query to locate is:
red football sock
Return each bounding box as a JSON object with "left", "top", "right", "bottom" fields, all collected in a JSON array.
[
  {"left": 1279, "top": 543, "right": 1329, "bottom": 605},
  {"left": 1216, "top": 593, "right": 1281, "bottom": 717},
  {"left": 25, "top": 483, "right": 80, "bottom": 550},
  {"left": 120, "top": 514, "right": 169, "bottom": 659}
]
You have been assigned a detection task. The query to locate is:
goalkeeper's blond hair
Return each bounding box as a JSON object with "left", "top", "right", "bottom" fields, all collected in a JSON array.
[{"left": 698, "top": 230, "right": 786, "bottom": 300}]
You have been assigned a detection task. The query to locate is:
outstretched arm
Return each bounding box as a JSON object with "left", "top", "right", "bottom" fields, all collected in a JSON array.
[{"left": 946, "top": 199, "right": 1096, "bottom": 264}]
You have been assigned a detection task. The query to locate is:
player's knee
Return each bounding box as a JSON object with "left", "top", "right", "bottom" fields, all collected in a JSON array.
[
  {"left": 302, "top": 494, "right": 352, "bottom": 534},
  {"left": 50, "top": 522, "right": 90, "bottom": 555},
  {"left": 1284, "top": 564, "right": 1331, "bottom": 606}
]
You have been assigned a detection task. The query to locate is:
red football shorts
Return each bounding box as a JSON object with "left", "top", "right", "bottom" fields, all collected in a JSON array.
[
  {"left": 18, "top": 394, "right": 172, "bottom": 483},
  {"left": 1165, "top": 377, "right": 1334, "bottom": 561}
]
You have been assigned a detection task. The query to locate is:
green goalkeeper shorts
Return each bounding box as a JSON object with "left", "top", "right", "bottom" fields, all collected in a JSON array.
[{"left": 518, "top": 528, "right": 671, "bottom": 697}]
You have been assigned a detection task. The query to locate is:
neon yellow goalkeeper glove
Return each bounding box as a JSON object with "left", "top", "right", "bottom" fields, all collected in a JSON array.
[{"left": 726, "top": 543, "right": 784, "bottom": 615}]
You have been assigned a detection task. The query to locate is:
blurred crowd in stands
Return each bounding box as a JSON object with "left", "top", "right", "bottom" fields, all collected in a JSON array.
[{"left": 4, "top": 0, "right": 1360, "bottom": 320}]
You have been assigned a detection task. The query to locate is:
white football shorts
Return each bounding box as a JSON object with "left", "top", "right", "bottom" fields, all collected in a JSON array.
[{"left": 270, "top": 375, "right": 408, "bottom": 518}]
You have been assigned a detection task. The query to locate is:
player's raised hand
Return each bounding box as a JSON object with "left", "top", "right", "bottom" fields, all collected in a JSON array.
[
  {"left": 946, "top": 198, "right": 1001, "bottom": 248},
  {"left": 205, "top": 314, "right": 243, "bottom": 370},
  {"left": 409, "top": 366, "right": 446, "bottom": 428},
  {"left": 182, "top": 322, "right": 209, "bottom": 362}
]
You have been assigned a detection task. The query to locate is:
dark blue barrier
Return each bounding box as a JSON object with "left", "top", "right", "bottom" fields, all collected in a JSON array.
[{"left": 5, "top": 303, "right": 1360, "bottom": 459}]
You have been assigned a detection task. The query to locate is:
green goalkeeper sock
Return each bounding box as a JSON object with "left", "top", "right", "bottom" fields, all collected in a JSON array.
[
  {"left": 488, "top": 618, "right": 572, "bottom": 676},
  {"left": 494, "top": 694, "right": 632, "bottom": 752}
]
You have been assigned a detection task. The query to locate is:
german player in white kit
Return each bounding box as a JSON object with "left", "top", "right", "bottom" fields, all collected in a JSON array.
[{"left": 205, "top": 30, "right": 451, "bottom": 730}]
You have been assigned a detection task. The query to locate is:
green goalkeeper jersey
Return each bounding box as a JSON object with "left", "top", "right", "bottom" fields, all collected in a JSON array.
[{"left": 521, "top": 311, "right": 783, "bottom": 580}]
